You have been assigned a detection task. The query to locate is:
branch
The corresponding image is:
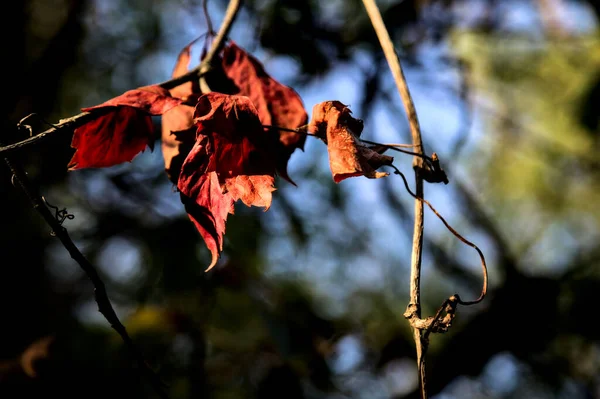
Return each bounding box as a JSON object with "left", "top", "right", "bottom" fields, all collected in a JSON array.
[
  {"left": 362, "top": 2, "right": 489, "bottom": 397},
  {"left": 0, "top": 112, "right": 97, "bottom": 157},
  {"left": 199, "top": 0, "right": 242, "bottom": 93},
  {"left": 360, "top": 0, "right": 426, "bottom": 397},
  {"left": 3, "top": 156, "right": 169, "bottom": 399}
]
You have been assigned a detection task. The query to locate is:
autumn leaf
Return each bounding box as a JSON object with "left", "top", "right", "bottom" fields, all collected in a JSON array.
[
  {"left": 220, "top": 41, "right": 308, "bottom": 184},
  {"left": 193, "top": 93, "right": 278, "bottom": 207},
  {"left": 178, "top": 92, "right": 277, "bottom": 270},
  {"left": 161, "top": 40, "right": 203, "bottom": 184},
  {"left": 224, "top": 175, "right": 274, "bottom": 209},
  {"left": 308, "top": 101, "right": 394, "bottom": 183},
  {"left": 68, "top": 85, "right": 181, "bottom": 170},
  {"left": 179, "top": 144, "right": 234, "bottom": 271}
]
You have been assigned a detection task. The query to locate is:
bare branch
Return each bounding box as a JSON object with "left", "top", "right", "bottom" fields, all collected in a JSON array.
[
  {"left": 0, "top": 112, "right": 96, "bottom": 157},
  {"left": 3, "top": 156, "right": 170, "bottom": 398},
  {"left": 361, "top": 0, "right": 428, "bottom": 396}
]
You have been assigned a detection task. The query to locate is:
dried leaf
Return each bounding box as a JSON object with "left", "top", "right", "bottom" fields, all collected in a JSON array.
[
  {"left": 224, "top": 175, "right": 275, "bottom": 209},
  {"left": 308, "top": 101, "right": 394, "bottom": 183},
  {"left": 161, "top": 106, "right": 197, "bottom": 184},
  {"left": 221, "top": 41, "right": 308, "bottom": 184},
  {"left": 180, "top": 171, "right": 234, "bottom": 271},
  {"left": 193, "top": 93, "right": 276, "bottom": 179},
  {"left": 162, "top": 41, "right": 203, "bottom": 184},
  {"left": 177, "top": 92, "right": 278, "bottom": 270},
  {"left": 68, "top": 85, "right": 181, "bottom": 170},
  {"left": 169, "top": 41, "right": 201, "bottom": 102}
]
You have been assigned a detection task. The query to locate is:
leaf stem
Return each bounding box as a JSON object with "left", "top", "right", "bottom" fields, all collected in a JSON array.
[
  {"left": 262, "top": 124, "right": 434, "bottom": 162},
  {"left": 360, "top": 139, "right": 433, "bottom": 161}
]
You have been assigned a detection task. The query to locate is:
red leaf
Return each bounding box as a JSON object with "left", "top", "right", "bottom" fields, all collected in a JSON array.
[
  {"left": 68, "top": 85, "right": 181, "bottom": 170},
  {"left": 221, "top": 41, "right": 308, "bottom": 184},
  {"left": 162, "top": 41, "right": 203, "bottom": 183},
  {"left": 180, "top": 169, "right": 234, "bottom": 271},
  {"left": 83, "top": 85, "right": 182, "bottom": 115},
  {"left": 308, "top": 101, "right": 394, "bottom": 183},
  {"left": 168, "top": 41, "right": 201, "bottom": 102},
  {"left": 192, "top": 93, "right": 277, "bottom": 184},
  {"left": 178, "top": 92, "right": 278, "bottom": 270}
]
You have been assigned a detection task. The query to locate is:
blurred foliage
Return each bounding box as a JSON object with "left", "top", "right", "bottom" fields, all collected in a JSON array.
[
  {"left": 452, "top": 31, "right": 600, "bottom": 230},
  {"left": 3, "top": 1, "right": 600, "bottom": 399}
]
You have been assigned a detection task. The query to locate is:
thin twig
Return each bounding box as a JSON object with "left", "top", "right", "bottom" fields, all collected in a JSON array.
[
  {"left": 360, "top": 139, "right": 433, "bottom": 161},
  {"left": 369, "top": 142, "right": 415, "bottom": 148},
  {"left": 361, "top": 0, "right": 428, "bottom": 396},
  {"left": 4, "top": 156, "right": 169, "bottom": 399},
  {"left": 0, "top": 112, "right": 96, "bottom": 157},
  {"left": 202, "top": 0, "right": 215, "bottom": 35},
  {"left": 262, "top": 124, "right": 435, "bottom": 163},
  {"left": 390, "top": 164, "right": 488, "bottom": 306},
  {"left": 262, "top": 124, "right": 310, "bottom": 135}
]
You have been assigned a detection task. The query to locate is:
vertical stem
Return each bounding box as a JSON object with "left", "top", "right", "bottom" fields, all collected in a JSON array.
[
  {"left": 361, "top": 0, "right": 427, "bottom": 397},
  {"left": 199, "top": 0, "right": 242, "bottom": 93},
  {"left": 361, "top": 0, "right": 425, "bottom": 164},
  {"left": 412, "top": 177, "right": 427, "bottom": 399}
]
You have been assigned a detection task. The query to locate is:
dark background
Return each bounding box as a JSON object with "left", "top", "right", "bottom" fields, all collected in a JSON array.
[{"left": 2, "top": 0, "right": 600, "bottom": 398}]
